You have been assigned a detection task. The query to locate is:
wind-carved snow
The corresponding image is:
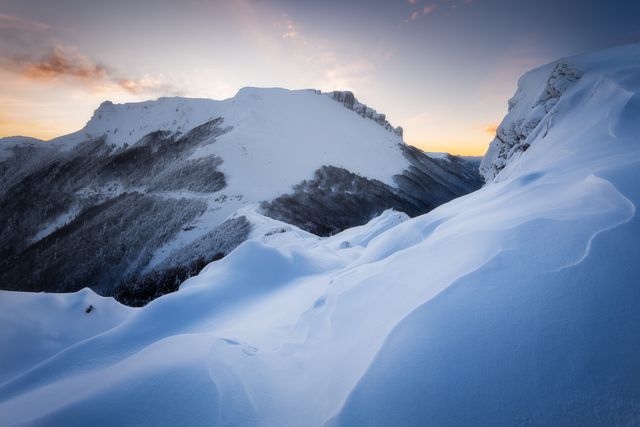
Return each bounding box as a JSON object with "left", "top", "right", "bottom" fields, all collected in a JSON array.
[
  {"left": 0, "top": 289, "right": 134, "bottom": 385},
  {"left": 1, "top": 43, "right": 640, "bottom": 425}
]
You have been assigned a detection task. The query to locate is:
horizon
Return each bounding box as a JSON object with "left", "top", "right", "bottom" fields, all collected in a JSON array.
[{"left": 1, "top": 0, "right": 639, "bottom": 155}]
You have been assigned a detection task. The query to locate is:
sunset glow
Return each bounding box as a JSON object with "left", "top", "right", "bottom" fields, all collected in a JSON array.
[{"left": 1, "top": 0, "right": 638, "bottom": 155}]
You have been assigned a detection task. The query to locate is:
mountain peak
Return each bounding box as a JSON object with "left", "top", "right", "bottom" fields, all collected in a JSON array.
[{"left": 481, "top": 42, "right": 640, "bottom": 182}]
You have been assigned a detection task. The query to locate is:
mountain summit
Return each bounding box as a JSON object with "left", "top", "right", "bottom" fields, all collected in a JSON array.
[{"left": 0, "top": 88, "right": 481, "bottom": 304}]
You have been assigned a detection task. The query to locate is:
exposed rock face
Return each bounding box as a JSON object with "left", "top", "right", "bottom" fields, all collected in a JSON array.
[
  {"left": 480, "top": 62, "right": 583, "bottom": 182},
  {"left": 325, "top": 91, "right": 404, "bottom": 137},
  {"left": 536, "top": 63, "right": 583, "bottom": 105}
]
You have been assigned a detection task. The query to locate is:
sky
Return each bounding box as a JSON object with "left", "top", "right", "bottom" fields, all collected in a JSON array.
[{"left": 0, "top": 0, "right": 638, "bottom": 155}]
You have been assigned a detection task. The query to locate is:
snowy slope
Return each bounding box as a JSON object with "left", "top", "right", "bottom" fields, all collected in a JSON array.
[
  {"left": 0, "top": 88, "right": 481, "bottom": 302},
  {"left": 0, "top": 136, "right": 43, "bottom": 161},
  {"left": 2, "top": 43, "right": 640, "bottom": 425},
  {"left": 65, "top": 88, "right": 409, "bottom": 198},
  {"left": 0, "top": 289, "right": 134, "bottom": 385}
]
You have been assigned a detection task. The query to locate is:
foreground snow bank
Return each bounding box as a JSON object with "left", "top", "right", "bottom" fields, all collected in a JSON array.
[
  {"left": 0, "top": 289, "right": 134, "bottom": 385},
  {"left": 1, "top": 43, "right": 640, "bottom": 425}
]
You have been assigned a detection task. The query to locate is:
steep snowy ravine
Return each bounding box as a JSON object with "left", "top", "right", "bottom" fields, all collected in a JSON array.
[{"left": 1, "top": 43, "right": 640, "bottom": 426}]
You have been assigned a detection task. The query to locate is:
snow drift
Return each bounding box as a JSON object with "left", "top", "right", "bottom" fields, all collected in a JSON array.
[{"left": 1, "top": 43, "right": 640, "bottom": 425}]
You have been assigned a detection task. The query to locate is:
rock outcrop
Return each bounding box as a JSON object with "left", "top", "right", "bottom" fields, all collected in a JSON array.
[
  {"left": 325, "top": 90, "right": 404, "bottom": 137},
  {"left": 480, "top": 62, "right": 583, "bottom": 181}
]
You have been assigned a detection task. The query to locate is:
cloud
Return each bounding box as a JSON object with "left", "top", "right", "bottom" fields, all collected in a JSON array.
[
  {"left": 318, "top": 58, "right": 376, "bottom": 92},
  {"left": 280, "top": 15, "right": 307, "bottom": 44},
  {"left": 0, "top": 13, "right": 49, "bottom": 31},
  {"left": 401, "top": 1, "right": 438, "bottom": 27},
  {"left": 483, "top": 123, "right": 499, "bottom": 135},
  {"left": 275, "top": 14, "right": 377, "bottom": 92},
  {"left": 401, "top": 0, "right": 475, "bottom": 26},
  {"left": 9, "top": 45, "right": 179, "bottom": 95},
  {"left": 0, "top": 13, "right": 179, "bottom": 97},
  {"left": 0, "top": 44, "right": 179, "bottom": 95},
  {"left": 423, "top": 4, "right": 437, "bottom": 14},
  {"left": 19, "top": 45, "right": 108, "bottom": 82}
]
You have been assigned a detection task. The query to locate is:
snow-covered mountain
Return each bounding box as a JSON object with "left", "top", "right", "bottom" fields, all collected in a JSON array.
[
  {"left": 0, "top": 88, "right": 481, "bottom": 304},
  {"left": 479, "top": 58, "right": 585, "bottom": 181},
  {"left": 2, "top": 42, "right": 640, "bottom": 426}
]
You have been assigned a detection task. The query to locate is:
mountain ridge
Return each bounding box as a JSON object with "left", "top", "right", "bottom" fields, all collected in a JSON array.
[{"left": 0, "top": 87, "right": 482, "bottom": 304}]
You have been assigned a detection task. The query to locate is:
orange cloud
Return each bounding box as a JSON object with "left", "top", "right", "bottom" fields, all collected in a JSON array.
[
  {"left": 21, "top": 46, "right": 109, "bottom": 82},
  {"left": 0, "top": 13, "right": 178, "bottom": 98},
  {"left": 483, "top": 123, "right": 499, "bottom": 135},
  {"left": 9, "top": 45, "right": 178, "bottom": 96}
]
